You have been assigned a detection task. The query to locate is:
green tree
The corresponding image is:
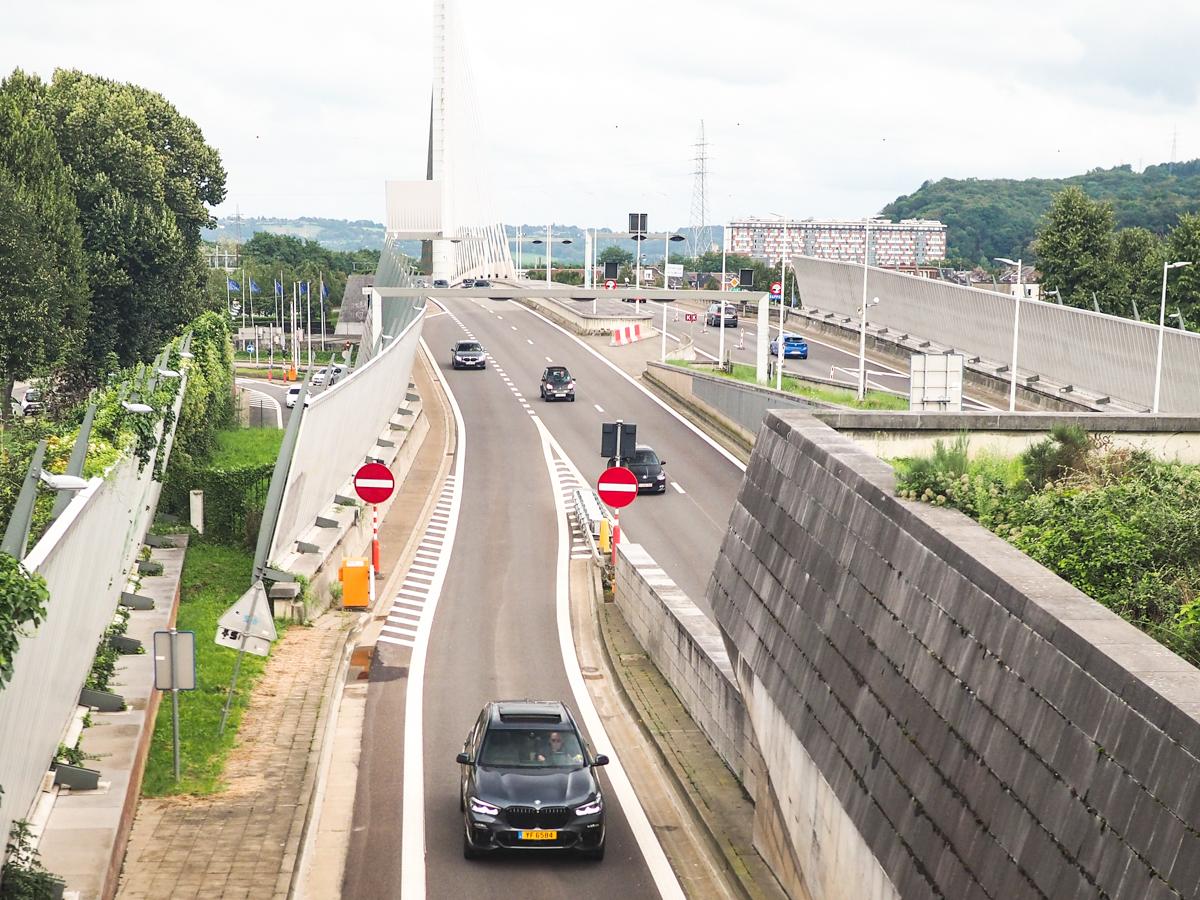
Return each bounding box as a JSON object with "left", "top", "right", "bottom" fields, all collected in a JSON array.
[
  {"left": 1167, "top": 213, "right": 1200, "bottom": 330},
  {"left": 1112, "top": 227, "right": 1165, "bottom": 320},
  {"left": 1033, "top": 187, "right": 1117, "bottom": 310},
  {"left": 43, "top": 70, "right": 227, "bottom": 372},
  {"left": 0, "top": 70, "right": 89, "bottom": 417},
  {"left": 597, "top": 246, "right": 633, "bottom": 267}
]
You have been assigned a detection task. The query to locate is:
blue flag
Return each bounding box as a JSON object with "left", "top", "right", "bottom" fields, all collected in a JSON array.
[
  {"left": 300, "top": 282, "right": 309, "bottom": 295},
  {"left": 274, "top": 279, "right": 283, "bottom": 295},
  {"left": 250, "top": 279, "right": 261, "bottom": 294},
  {"left": 321, "top": 282, "right": 329, "bottom": 299},
  {"left": 227, "top": 278, "right": 241, "bottom": 292}
]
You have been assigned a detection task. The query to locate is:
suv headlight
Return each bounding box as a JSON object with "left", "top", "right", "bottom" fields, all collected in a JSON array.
[
  {"left": 574, "top": 796, "right": 603, "bottom": 816},
  {"left": 469, "top": 797, "right": 500, "bottom": 816}
]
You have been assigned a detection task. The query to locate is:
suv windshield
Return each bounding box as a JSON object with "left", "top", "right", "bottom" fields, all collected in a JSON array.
[
  {"left": 457, "top": 342, "right": 482, "bottom": 352},
  {"left": 547, "top": 370, "right": 570, "bottom": 383},
  {"left": 478, "top": 728, "right": 585, "bottom": 768}
]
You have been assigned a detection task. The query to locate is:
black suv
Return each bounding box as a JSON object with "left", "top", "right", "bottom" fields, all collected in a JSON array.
[
  {"left": 458, "top": 700, "right": 608, "bottom": 860},
  {"left": 607, "top": 444, "right": 667, "bottom": 493},
  {"left": 539, "top": 366, "right": 575, "bottom": 401},
  {"left": 450, "top": 340, "right": 486, "bottom": 369}
]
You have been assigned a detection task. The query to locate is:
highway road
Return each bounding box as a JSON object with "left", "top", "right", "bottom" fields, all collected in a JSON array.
[
  {"left": 553, "top": 293, "right": 999, "bottom": 410},
  {"left": 341, "top": 294, "right": 753, "bottom": 898}
]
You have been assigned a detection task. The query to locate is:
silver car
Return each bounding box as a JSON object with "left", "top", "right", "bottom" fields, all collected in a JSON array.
[{"left": 451, "top": 340, "right": 486, "bottom": 370}]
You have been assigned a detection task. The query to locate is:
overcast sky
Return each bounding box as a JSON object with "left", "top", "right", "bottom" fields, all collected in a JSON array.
[{"left": 4, "top": 0, "right": 1198, "bottom": 231}]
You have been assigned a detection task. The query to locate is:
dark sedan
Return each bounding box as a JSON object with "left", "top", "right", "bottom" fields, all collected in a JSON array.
[
  {"left": 607, "top": 444, "right": 667, "bottom": 493},
  {"left": 458, "top": 700, "right": 607, "bottom": 860}
]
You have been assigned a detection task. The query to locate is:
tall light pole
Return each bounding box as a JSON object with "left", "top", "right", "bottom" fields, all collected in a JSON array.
[
  {"left": 857, "top": 222, "right": 872, "bottom": 400},
  {"left": 858, "top": 296, "right": 880, "bottom": 399},
  {"left": 1154, "top": 260, "right": 1193, "bottom": 413},
  {"left": 719, "top": 224, "right": 728, "bottom": 367},
  {"left": 531, "top": 231, "right": 573, "bottom": 288},
  {"left": 995, "top": 257, "right": 1024, "bottom": 411}
]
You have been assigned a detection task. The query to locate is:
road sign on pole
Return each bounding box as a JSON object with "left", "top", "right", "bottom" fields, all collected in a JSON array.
[
  {"left": 597, "top": 466, "right": 638, "bottom": 508},
  {"left": 684, "top": 313, "right": 698, "bottom": 322},
  {"left": 354, "top": 462, "right": 394, "bottom": 504},
  {"left": 604, "top": 279, "right": 617, "bottom": 290},
  {"left": 770, "top": 281, "right": 782, "bottom": 298},
  {"left": 154, "top": 629, "right": 197, "bottom": 781}
]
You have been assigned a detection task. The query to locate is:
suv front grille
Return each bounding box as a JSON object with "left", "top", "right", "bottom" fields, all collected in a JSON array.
[{"left": 504, "top": 805, "right": 571, "bottom": 829}]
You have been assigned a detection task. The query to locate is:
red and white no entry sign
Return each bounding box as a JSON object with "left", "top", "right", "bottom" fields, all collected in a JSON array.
[
  {"left": 354, "top": 462, "right": 395, "bottom": 504},
  {"left": 604, "top": 279, "right": 617, "bottom": 290},
  {"left": 770, "top": 281, "right": 782, "bottom": 296},
  {"left": 598, "top": 466, "right": 638, "bottom": 508}
]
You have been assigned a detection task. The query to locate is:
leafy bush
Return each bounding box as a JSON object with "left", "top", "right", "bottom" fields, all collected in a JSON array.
[
  {"left": 0, "top": 554, "right": 49, "bottom": 691},
  {"left": 895, "top": 432, "right": 1200, "bottom": 668},
  {"left": 0, "top": 819, "right": 61, "bottom": 899}
]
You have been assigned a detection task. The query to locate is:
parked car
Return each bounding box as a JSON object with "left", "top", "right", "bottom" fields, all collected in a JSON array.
[
  {"left": 607, "top": 444, "right": 667, "bottom": 493},
  {"left": 433, "top": 279, "right": 450, "bottom": 288},
  {"left": 706, "top": 302, "right": 738, "bottom": 328},
  {"left": 17, "top": 388, "right": 43, "bottom": 416},
  {"left": 461, "top": 279, "right": 475, "bottom": 288},
  {"left": 621, "top": 295, "right": 648, "bottom": 303},
  {"left": 539, "top": 366, "right": 576, "bottom": 401},
  {"left": 769, "top": 334, "right": 809, "bottom": 359},
  {"left": 457, "top": 700, "right": 608, "bottom": 860},
  {"left": 311, "top": 367, "right": 329, "bottom": 385},
  {"left": 474, "top": 278, "right": 491, "bottom": 288},
  {"left": 328, "top": 364, "right": 347, "bottom": 385},
  {"left": 451, "top": 340, "right": 487, "bottom": 370}
]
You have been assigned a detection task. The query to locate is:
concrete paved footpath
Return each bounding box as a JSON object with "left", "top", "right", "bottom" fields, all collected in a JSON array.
[{"left": 116, "top": 611, "right": 349, "bottom": 900}]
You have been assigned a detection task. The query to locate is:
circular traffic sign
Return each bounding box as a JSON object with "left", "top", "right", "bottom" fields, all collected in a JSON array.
[
  {"left": 604, "top": 279, "right": 617, "bottom": 290},
  {"left": 770, "top": 281, "right": 782, "bottom": 295},
  {"left": 354, "top": 462, "right": 395, "bottom": 504},
  {"left": 598, "top": 466, "right": 638, "bottom": 508}
]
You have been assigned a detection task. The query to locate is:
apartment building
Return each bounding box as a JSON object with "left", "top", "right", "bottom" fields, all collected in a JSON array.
[{"left": 729, "top": 216, "right": 947, "bottom": 267}]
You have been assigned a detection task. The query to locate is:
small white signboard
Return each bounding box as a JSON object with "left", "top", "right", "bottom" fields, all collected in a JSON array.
[
  {"left": 665, "top": 263, "right": 684, "bottom": 278},
  {"left": 910, "top": 353, "right": 964, "bottom": 411},
  {"left": 215, "top": 583, "right": 277, "bottom": 657}
]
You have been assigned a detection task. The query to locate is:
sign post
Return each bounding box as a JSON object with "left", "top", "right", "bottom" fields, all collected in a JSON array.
[
  {"left": 354, "top": 462, "right": 395, "bottom": 611},
  {"left": 597, "top": 466, "right": 638, "bottom": 568},
  {"left": 153, "top": 629, "right": 196, "bottom": 781}
]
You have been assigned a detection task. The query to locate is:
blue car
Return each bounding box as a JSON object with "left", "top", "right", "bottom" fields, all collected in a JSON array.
[{"left": 769, "top": 334, "right": 809, "bottom": 359}]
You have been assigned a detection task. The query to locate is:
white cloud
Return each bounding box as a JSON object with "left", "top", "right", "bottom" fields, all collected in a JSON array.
[{"left": 2, "top": 0, "right": 1197, "bottom": 232}]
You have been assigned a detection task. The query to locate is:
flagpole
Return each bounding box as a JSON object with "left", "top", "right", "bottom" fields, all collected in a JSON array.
[
  {"left": 291, "top": 282, "right": 298, "bottom": 376},
  {"left": 319, "top": 272, "right": 326, "bottom": 354},
  {"left": 240, "top": 265, "right": 247, "bottom": 353},
  {"left": 306, "top": 281, "right": 312, "bottom": 371},
  {"left": 249, "top": 274, "right": 259, "bottom": 367}
]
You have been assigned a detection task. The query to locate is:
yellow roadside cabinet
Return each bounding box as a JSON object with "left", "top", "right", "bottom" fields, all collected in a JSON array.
[{"left": 339, "top": 556, "right": 370, "bottom": 608}]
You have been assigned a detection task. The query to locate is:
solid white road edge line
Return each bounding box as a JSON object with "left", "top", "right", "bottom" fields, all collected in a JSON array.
[
  {"left": 534, "top": 415, "right": 685, "bottom": 899},
  {"left": 400, "top": 336, "right": 468, "bottom": 900},
  {"left": 514, "top": 303, "right": 747, "bottom": 472}
]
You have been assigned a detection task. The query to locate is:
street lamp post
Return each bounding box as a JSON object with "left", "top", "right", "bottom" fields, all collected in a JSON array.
[
  {"left": 857, "top": 222, "right": 872, "bottom": 400},
  {"left": 1154, "top": 260, "right": 1193, "bottom": 413},
  {"left": 995, "top": 257, "right": 1024, "bottom": 411},
  {"left": 719, "top": 225, "right": 728, "bottom": 369},
  {"left": 530, "top": 230, "right": 573, "bottom": 288}
]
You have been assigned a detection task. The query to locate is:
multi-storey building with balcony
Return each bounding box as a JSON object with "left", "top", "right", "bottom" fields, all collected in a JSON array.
[{"left": 729, "top": 216, "right": 947, "bottom": 267}]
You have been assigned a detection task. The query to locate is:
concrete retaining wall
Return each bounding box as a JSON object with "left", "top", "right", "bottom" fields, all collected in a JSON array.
[
  {"left": 512, "top": 293, "right": 653, "bottom": 336},
  {"left": 614, "top": 542, "right": 748, "bottom": 782},
  {"left": 710, "top": 409, "right": 1200, "bottom": 898}
]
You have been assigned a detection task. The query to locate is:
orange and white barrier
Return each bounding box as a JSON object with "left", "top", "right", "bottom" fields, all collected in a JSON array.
[{"left": 611, "top": 324, "right": 646, "bottom": 346}]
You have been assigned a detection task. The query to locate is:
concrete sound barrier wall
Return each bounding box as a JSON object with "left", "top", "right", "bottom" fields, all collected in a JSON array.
[
  {"left": 710, "top": 408, "right": 1200, "bottom": 899},
  {"left": 269, "top": 298, "right": 425, "bottom": 561},
  {"left": 791, "top": 255, "right": 1200, "bottom": 414}
]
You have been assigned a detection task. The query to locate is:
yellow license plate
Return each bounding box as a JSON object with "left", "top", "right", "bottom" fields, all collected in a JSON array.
[{"left": 519, "top": 829, "right": 557, "bottom": 841}]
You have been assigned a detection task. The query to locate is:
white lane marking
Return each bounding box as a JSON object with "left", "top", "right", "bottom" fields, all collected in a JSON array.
[
  {"left": 394, "top": 600, "right": 425, "bottom": 612},
  {"left": 511, "top": 325, "right": 518, "bottom": 331},
  {"left": 545, "top": 356, "right": 553, "bottom": 363},
  {"left": 514, "top": 304, "right": 746, "bottom": 472},
  {"left": 377, "top": 634, "right": 413, "bottom": 647},
  {"left": 401, "top": 338, "right": 468, "bottom": 900},
  {"left": 534, "top": 418, "right": 685, "bottom": 899},
  {"left": 496, "top": 315, "right": 503, "bottom": 320},
  {"left": 382, "top": 623, "right": 419, "bottom": 637},
  {"left": 671, "top": 481, "right": 686, "bottom": 494},
  {"left": 593, "top": 404, "right": 604, "bottom": 413},
  {"left": 526, "top": 339, "right": 534, "bottom": 345}
]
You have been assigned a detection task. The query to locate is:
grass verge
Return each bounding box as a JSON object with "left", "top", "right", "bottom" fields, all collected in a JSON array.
[
  {"left": 668, "top": 360, "right": 909, "bottom": 410},
  {"left": 209, "top": 428, "right": 283, "bottom": 469},
  {"left": 142, "top": 541, "right": 288, "bottom": 796}
]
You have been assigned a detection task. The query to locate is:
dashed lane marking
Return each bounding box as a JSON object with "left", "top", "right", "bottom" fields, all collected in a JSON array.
[{"left": 671, "top": 481, "right": 686, "bottom": 494}]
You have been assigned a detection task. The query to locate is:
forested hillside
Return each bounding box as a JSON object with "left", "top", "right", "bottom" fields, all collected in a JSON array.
[{"left": 883, "top": 161, "right": 1200, "bottom": 264}]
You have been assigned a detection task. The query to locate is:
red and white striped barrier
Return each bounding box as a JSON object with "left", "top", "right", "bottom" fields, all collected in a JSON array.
[{"left": 611, "top": 324, "right": 646, "bottom": 346}]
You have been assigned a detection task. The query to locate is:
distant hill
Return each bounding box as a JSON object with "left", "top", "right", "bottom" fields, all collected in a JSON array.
[
  {"left": 203, "top": 217, "right": 723, "bottom": 263},
  {"left": 204, "top": 216, "right": 389, "bottom": 253},
  {"left": 882, "top": 160, "right": 1200, "bottom": 264}
]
